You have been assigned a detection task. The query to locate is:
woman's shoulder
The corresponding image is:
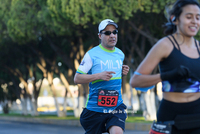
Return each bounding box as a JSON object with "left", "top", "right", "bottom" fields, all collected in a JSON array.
[
  {"left": 154, "top": 36, "right": 173, "bottom": 49},
  {"left": 151, "top": 36, "right": 174, "bottom": 58}
]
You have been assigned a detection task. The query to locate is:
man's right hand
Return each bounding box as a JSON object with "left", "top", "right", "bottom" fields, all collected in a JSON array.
[{"left": 99, "top": 71, "right": 116, "bottom": 81}]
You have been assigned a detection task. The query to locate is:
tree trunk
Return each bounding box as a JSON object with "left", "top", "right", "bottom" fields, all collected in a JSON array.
[
  {"left": 30, "top": 97, "right": 39, "bottom": 116},
  {"left": 63, "top": 90, "right": 68, "bottom": 115},
  {"left": 59, "top": 73, "right": 78, "bottom": 117},
  {"left": 47, "top": 72, "right": 64, "bottom": 117},
  {"left": 77, "top": 84, "right": 88, "bottom": 117},
  {"left": 20, "top": 97, "right": 28, "bottom": 115},
  {"left": 142, "top": 90, "right": 157, "bottom": 121}
]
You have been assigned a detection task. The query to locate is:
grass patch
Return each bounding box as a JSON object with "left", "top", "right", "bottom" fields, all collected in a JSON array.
[
  {"left": 126, "top": 116, "right": 153, "bottom": 123},
  {"left": 0, "top": 113, "right": 79, "bottom": 120}
]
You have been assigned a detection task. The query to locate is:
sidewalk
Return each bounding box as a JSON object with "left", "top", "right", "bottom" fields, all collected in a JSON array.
[{"left": 0, "top": 116, "right": 152, "bottom": 131}]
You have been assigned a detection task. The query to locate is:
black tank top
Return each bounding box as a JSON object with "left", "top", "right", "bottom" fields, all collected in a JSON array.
[{"left": 159, "top": 35, "right": 200, "bottom": 92}]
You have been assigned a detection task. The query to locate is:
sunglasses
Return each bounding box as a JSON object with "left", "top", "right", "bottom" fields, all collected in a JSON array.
[{"left": 101, "top": 29, "right": 118, "bottom": 35}]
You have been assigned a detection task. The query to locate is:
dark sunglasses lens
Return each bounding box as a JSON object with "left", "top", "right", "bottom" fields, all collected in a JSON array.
[
  {"left": 113, "top": 30, "right": 118, "bottom": 34},
  {"left": 102, "top": 30, "right": 118, "bottom": 35},
  {"left": 104, "top": 31, "right": 111, "bottom": 35}
]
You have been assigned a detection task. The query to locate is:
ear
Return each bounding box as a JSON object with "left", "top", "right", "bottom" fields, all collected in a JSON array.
[
  {"left": 171, "top": 15, "right": 176, "bottom": 22},
  {"left": 170, "top": 15, "right": 178, "bottom": 25},
  {"left": 98, "top": 33, "right": 101, "bottom": 40}
]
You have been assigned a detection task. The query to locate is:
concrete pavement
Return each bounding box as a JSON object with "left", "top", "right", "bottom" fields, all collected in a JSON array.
[
  {"left": 0, "top": 116, "right": 151, "bottom": 132},
  {"left": 0, "top": 120, "right": 149, "bottom": 134}
]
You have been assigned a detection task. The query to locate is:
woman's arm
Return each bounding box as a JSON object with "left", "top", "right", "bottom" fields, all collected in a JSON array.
[{"left": 129, "top": 37, "right": 173, "bottom": 87}]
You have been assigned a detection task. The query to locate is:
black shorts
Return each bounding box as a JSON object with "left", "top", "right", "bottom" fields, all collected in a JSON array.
[
  {"left": 157, "top": 98, "right": 200, "bottom": 134},
  {"left": 80, "top": 103, "right": 127, "bottom": 134}
]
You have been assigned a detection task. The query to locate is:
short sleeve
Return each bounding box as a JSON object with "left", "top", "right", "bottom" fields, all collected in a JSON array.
[{"left": 76, "top": 52, "right": 93, "bottom": 74}]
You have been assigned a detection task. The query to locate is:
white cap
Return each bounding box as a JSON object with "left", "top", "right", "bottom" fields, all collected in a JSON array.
[{"left": 98, "top": 19, "right": 118, "bottom": 33}]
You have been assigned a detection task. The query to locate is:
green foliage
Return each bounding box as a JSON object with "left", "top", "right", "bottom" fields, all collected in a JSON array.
[
  {"left": 0, "top": 0, "right": 12, "bottom": 40},
  {"left": 0, "top": 0, "right": 175, "bottom": 42},
  {"left": 47, "top": 0, "right": 141, "bottom": 28},
  {"left": 6, "top": 0, "right": 38, "bottom": 42}
]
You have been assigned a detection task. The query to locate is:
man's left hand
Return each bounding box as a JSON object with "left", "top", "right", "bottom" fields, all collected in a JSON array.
[{"left": 122, "top": 65, "right": 129, "bottom": 76}]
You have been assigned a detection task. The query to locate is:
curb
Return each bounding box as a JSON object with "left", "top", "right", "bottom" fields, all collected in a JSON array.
[{"left": 0, "top": 116, "right": 151, "bottom": 131}]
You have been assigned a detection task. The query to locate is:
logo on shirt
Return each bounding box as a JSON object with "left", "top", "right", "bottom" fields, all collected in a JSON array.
[
  {"left": 80, "top": 60, "right": 85, "bottom": 66},
  {"left": 100, "top": 60, "right": 122, "bottom": 69},
  {"left": 99, "top": 90, "right": 105, "bottom": 95}
]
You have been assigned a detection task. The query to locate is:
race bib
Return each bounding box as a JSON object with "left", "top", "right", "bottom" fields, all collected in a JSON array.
[{"left": 98, "top": 89, "right": 119, "bottom": 107}]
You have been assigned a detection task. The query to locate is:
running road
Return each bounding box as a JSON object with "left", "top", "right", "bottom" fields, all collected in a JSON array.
[{"left": 0, "top": 120, "right": 149, "bottom": 134}]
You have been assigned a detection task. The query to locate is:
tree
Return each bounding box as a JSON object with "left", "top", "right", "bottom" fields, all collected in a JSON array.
[{"left": 0, "top": 0, "right": 191, "bottom": 119}]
